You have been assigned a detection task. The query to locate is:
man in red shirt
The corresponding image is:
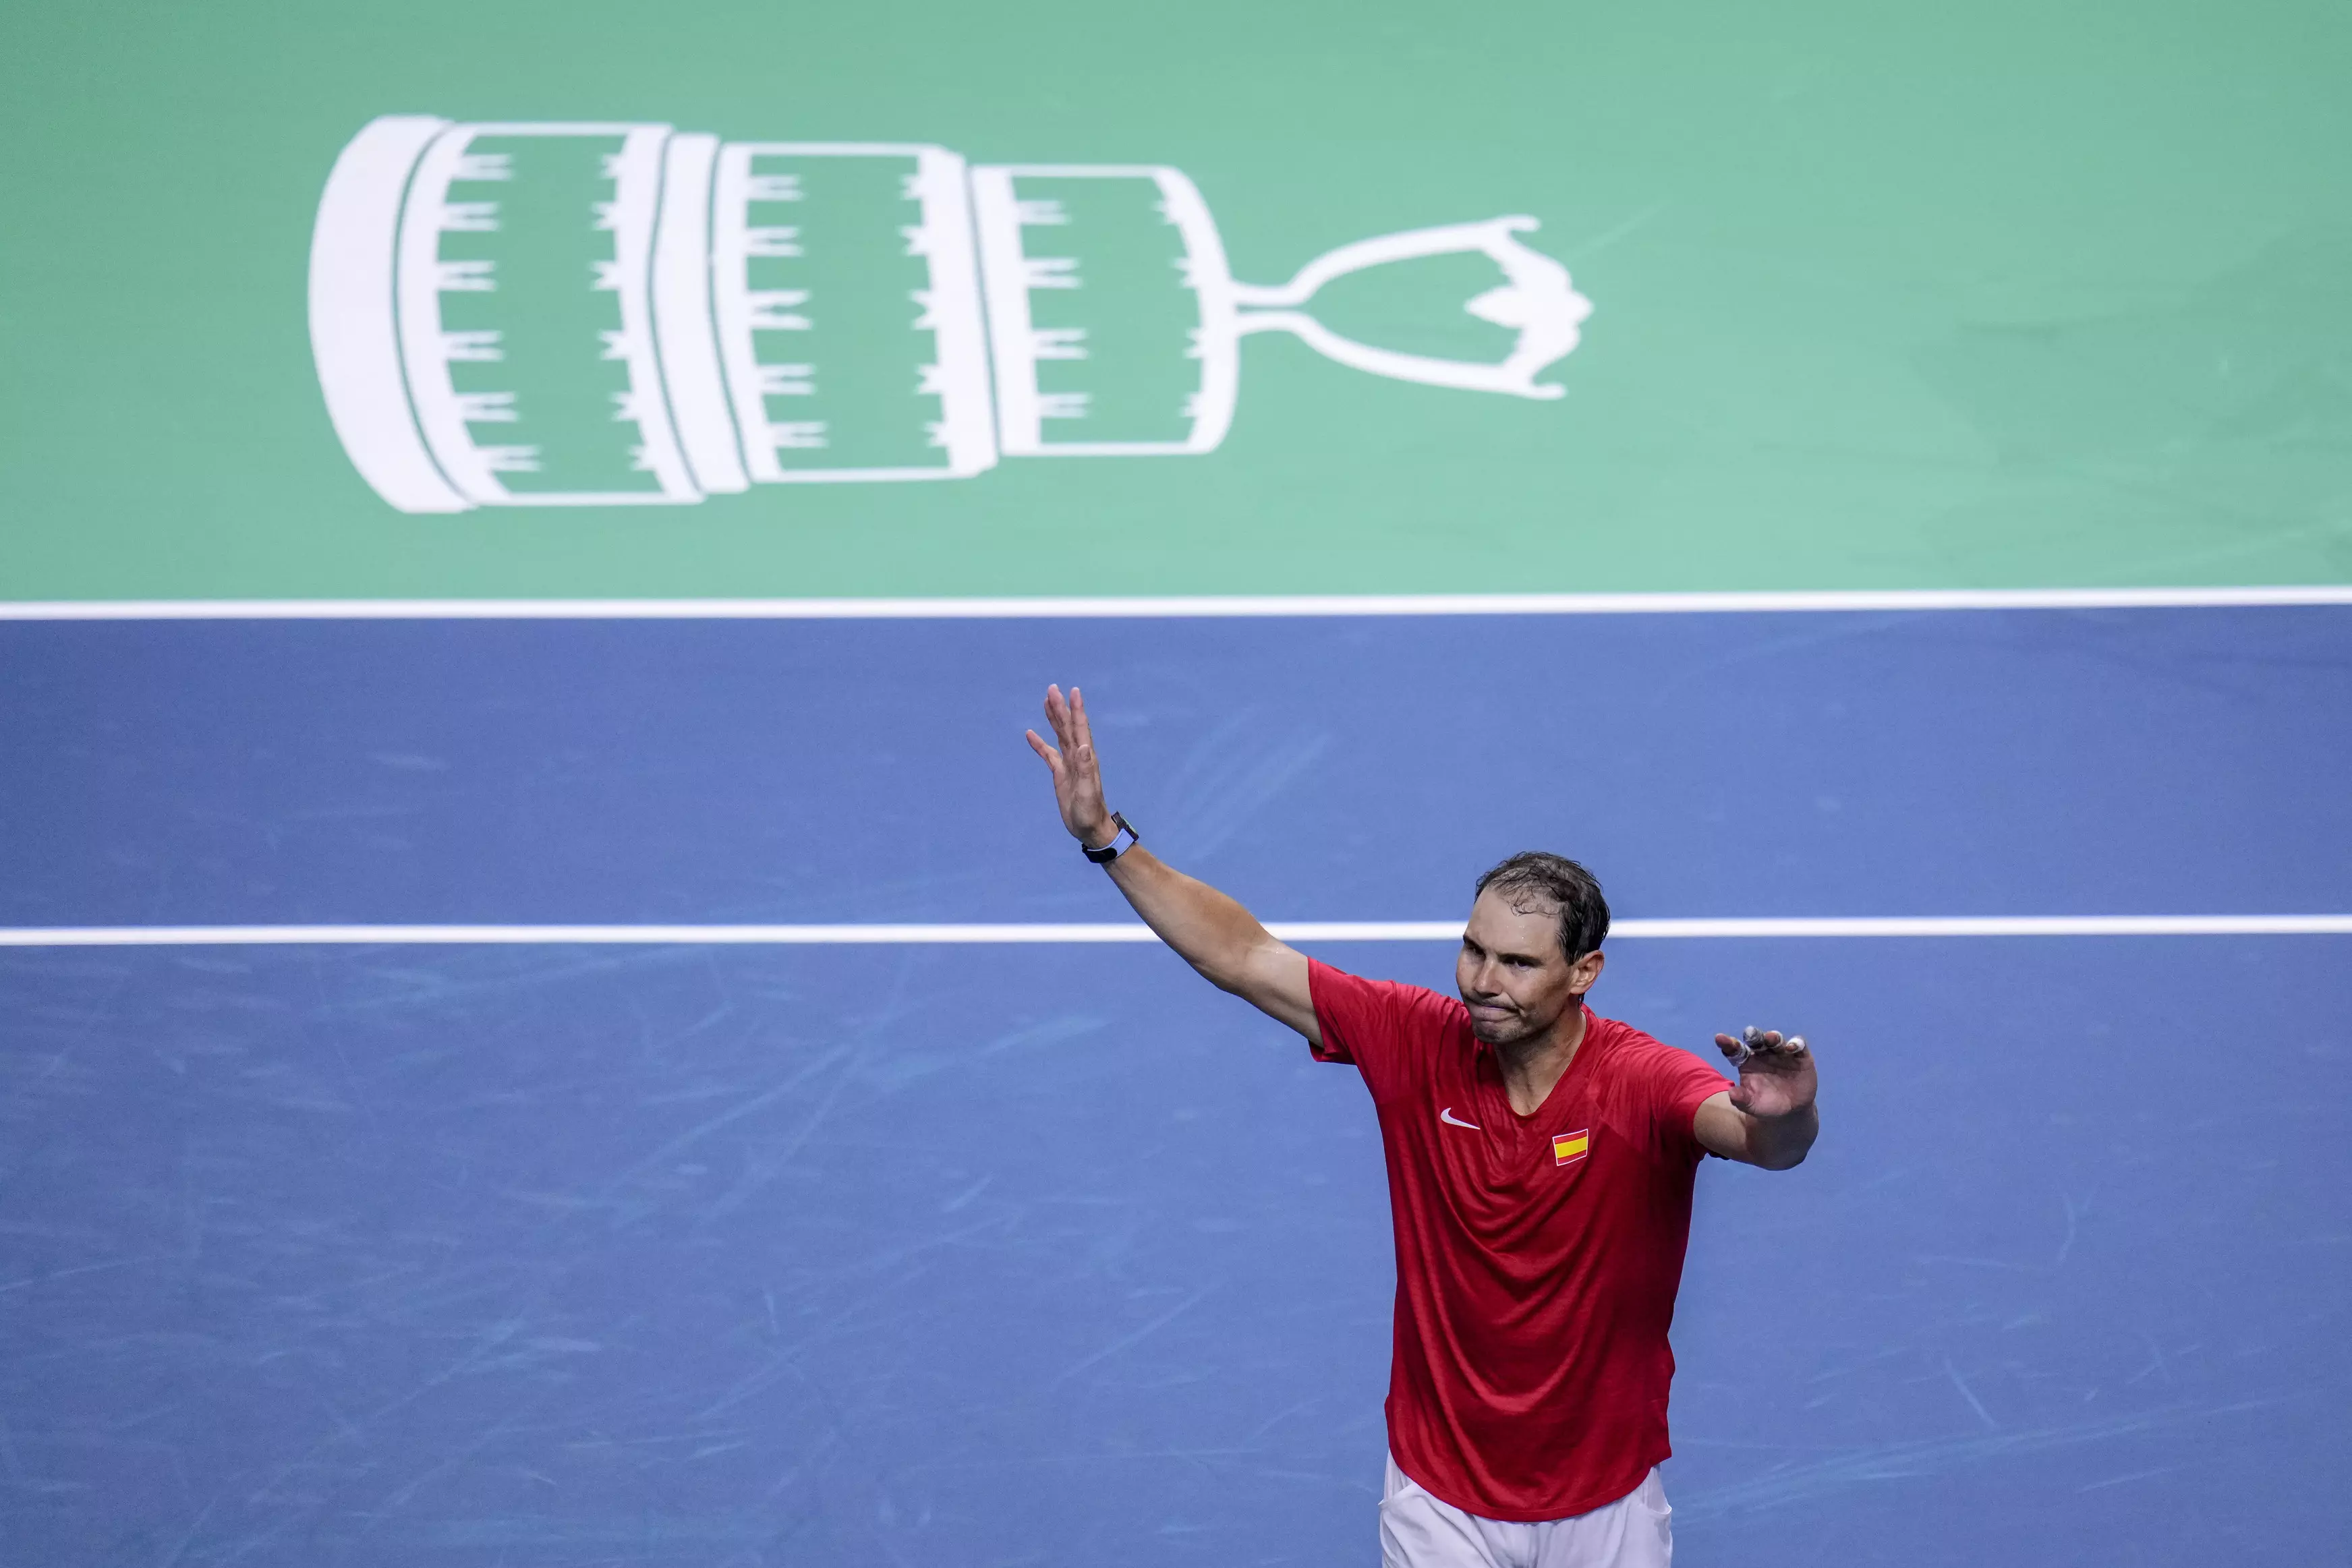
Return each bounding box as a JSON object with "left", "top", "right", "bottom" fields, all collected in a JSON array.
[{"left": 1029, "top": 686, "right": 1820, "bottom": 1568}]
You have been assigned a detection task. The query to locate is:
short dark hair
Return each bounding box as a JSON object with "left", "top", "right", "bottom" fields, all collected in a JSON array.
[{"left": 1474, "top": 852, "right": 1610, "bottom": 960}]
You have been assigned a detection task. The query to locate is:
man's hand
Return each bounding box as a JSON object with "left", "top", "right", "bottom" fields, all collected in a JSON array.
[
  {"left": 1025, "top": 685, "right": 1116, "bottom": 849},
  {"left": 1694, "top": 1027, "right": 1819, "bottom": 1169},
  {"left": 1713, "top": 1026, "right": 1816, "bottom": 1119}
]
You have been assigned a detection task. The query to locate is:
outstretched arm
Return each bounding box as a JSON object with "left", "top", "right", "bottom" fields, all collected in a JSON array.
[
  {"left": 1694, "top": 1028, "right": 1819, "bottom": 1169},
  {"left": 1027, "top": 685, "right": 1319, "bottom": 1044}
]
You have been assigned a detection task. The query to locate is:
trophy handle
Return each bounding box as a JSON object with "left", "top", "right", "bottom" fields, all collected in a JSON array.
[{"left": 1228, "top": 216, "right": 1590, "bottom": 399}]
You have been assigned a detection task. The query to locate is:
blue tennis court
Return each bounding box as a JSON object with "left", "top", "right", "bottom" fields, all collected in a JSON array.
[{"left": 3, "top": 603, "right": 2346, "bottom": 1564}]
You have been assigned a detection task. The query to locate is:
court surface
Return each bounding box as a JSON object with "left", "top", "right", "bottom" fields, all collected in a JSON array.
[{"left": 3, "top": 602, "right": 2347, "bottom": 1565}]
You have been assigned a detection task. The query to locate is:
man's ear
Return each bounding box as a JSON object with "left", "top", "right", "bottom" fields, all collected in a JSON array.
[{"left": 1568, "top": 949, "right": 1605, "bottom": 996}]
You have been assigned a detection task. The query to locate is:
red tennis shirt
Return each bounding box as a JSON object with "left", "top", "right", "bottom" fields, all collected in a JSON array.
[{"left": 1309, "top": 959, "right": 1732, "bottom": 1522}]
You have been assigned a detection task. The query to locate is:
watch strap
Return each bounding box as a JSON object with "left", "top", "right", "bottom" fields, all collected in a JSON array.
[{"left": 1083, "top": 812, "right": 1139, "bottom": 863}]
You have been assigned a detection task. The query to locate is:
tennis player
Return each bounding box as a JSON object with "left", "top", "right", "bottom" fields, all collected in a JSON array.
[{"left": 1027, "top": 685, "right": 1818, "bottom": 1568}]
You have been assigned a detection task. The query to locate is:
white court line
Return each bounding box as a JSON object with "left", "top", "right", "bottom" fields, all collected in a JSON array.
[
  {"left": 3, "top": 587, "right": 2351, "bottom": 620},
  {"left": 2, "top": 916, "right": 2348, "bottom": 947}
]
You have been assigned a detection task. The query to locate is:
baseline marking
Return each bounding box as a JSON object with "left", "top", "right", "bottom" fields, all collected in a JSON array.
[
  {"left": 4, "top": 587, "right": 2351, "bottom": 620},
  {"left": 3, "top": 916, "right": 2348, "bottom": 948}
]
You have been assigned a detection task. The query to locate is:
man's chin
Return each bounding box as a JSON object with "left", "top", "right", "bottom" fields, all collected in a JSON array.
[{"left": 1468, "top": 1015, "right": 1532, "bottom": 1045}]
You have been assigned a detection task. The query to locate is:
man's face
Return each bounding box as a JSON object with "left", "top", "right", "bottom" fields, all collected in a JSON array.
[{"left": 1455, "top": 887, "right": 1605, "bottom": 1047}]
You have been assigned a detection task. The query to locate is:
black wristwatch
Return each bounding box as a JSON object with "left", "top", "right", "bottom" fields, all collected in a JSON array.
[{"left": 1083, "top": 812, "right": 1139, "bottom": 864}]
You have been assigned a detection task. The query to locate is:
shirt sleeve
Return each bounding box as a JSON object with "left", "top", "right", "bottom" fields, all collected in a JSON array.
[
  {"left": 1645, "top": 1042, "right": 1736, "bottom": 1161},
  {"left": 1307, "top": 958, "right": 1460, "bottom": 1103}
]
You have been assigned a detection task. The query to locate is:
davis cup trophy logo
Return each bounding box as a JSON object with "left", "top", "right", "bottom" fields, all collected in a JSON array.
[{"left": 310, "top": 116, "right": 1595, "bottom": 512}]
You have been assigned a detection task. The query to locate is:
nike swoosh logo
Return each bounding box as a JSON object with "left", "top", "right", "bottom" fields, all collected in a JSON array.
[{"left": 1439, "top": 1107, "right": 1482, "bottom": 1130}]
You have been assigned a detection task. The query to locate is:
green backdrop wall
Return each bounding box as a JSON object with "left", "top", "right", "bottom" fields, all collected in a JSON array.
[{"left": 3, "top": 0, "right": 2346, "bottom": 600}]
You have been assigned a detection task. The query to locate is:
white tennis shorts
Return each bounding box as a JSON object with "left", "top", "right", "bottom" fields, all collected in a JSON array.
[{"left": 1379, "top": 1454, "right": 1673, "bottom": 1568}]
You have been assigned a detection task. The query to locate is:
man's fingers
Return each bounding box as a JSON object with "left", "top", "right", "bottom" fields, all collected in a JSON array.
[
  {"left": 1042, "top": 685, "right": 1075, "bottom": 749},
  {"left": 1043, "top": 685, "right": 1103, "bottom": 776},
  {"left": 1718, "top": 1026, "right": 1810, "bottom": 1070},
  {"left": 1025, "top": 729, "right": 1064, "bottom": 776}
]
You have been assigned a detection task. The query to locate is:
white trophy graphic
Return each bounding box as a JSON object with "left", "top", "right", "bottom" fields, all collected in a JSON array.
[{"left": 310, "top": 117, "right": 1595, "bottom": 513}]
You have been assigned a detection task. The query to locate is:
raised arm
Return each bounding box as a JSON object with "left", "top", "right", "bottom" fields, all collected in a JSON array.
[{"left": 1026, "top": 685, "right": 1319, "bottom": 1044}]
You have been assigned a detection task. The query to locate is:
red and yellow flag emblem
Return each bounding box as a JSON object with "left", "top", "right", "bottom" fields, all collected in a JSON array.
[{"left": 1552, "top": 1129, "right": 1590, "bottom": 1167}]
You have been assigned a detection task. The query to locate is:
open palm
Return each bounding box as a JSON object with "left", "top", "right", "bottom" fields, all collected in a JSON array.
[
  {"left": 1025, "top": 684, "right": 1115, "bottom": 846},
  {"left": 1712, "top": 1028, "right": 1817, "bottom": 1120}
]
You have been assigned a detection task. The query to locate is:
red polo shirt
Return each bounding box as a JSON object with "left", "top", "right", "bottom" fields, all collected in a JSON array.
[{"left": 1309, "top": 960, "right": 1731, "bottom": 1522}]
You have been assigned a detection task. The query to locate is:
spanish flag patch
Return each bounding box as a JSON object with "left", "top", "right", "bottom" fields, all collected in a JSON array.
[{"left": 1552, "top": 1129, "right": 1590, "bottom": 1167}]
